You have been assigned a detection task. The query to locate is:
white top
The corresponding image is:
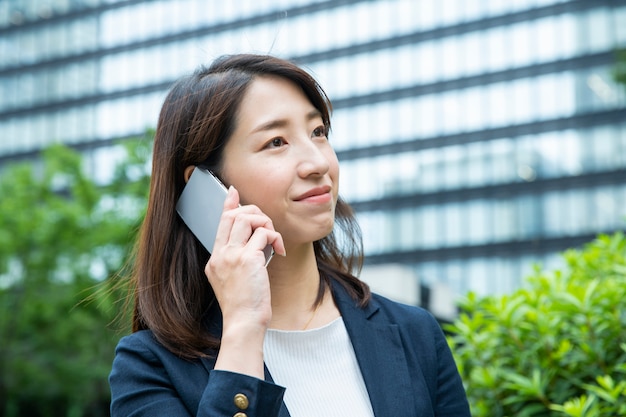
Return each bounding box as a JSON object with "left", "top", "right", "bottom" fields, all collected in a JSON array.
[{"left": 263, "top": 317, "right": 375, "bottom": 417}]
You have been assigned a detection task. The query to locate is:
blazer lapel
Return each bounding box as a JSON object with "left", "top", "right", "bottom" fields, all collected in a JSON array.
[{"left": 332, "top": 283, "right": 418, "bottom": 417}]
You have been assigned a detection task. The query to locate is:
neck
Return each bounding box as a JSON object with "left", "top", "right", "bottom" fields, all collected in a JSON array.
[{"left": 266, "top": 243, "right": 323, "bottom": 329}]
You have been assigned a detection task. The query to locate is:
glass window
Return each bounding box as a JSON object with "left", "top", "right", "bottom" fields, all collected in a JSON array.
[
  {"left": 465, "top": 142, "right": 488, "bottom": 186},
  {"left": 487, "top": 0, "right": 508, "bottom": 16},
  {"left": 542, "top": 192, "right": 562, "bottom": 236},
  {"left": 416, "top": 42, "right": 439, "bottom": 84},
  {"left": 442, "top": 203, "right": 463, "bottom": 248},
  {"left": 421, "top": 205, "right": 440, "bottom": 248},
  {"left": 439, "top": 91, "right": 462, "bottom": 134},
  {"left": 516, "top": 195, "right": 541, "bottom": 238},
  {"left": 467, "top": 200, "right": 489, "bottom": 244},
  {"left": 486, "top": 82, "right": 510, "bottom": 127},
  {"left": 0, "top": 78, "right": 15, "bottom": 110},
  {"left": 416, "top": 95, "right": 438, "bottom": 137},
  {"left": 398, "top": 208, "right": 418, "bottom": 249},
  {"left": 462, "top": 86, "right": 486, "bottom": 132},
  {"left": 443, "top": 145, "right": 464, "bottom": 189},
  {"left": 396, "top": 97, "right": 419, "bottom": 140},
  {"left": 360, "top": 211, "right": 386, "bottom": 254},
  {"left": 619, "top": 124, "right": 626, "bottom": 168},
  {"left": 508, "top": 0, "right": 531, "bottom": 13},
  {"left": 392, "top": 0, "right": 420, "bottom": 35},
  {"left": 439, "top": 0, "right": 463, "bottom": 26},
  {"left": 439, "top": 37, "right": 460, "bottom": 80},
  {"left": 461, "top": 0, "right": 485, "bottom": 22},
  {"left": 590, "top": 187, "right": 617, "bottom": 231},
  {"left": 510, "top": 78, "right": 534, "bottom": 124},
  {"left": 492, "top": 199, "right": 515, "bottom": 241},
  {"left": 0, "top": 2, "right": 10, "bottom": 28},
  {"left": 614, "top": 6, "right": 626, "bottom": 44},
  {"left": 485, "top": 27, "right": 508, "bottom": 71},
  {"left": 509, "top": 21, "right": 533, "bottom": 67},
  {"left": 444, "top": 260, "right": 465, "bottom": 293},
  {"left": 534, "top": 17, "right": 560, "bottom": 62},
  {"left": 563, "top": 190, "right": 588, "bottom": 235},
  {"left": 558, "top": 13, "right": 578, "bottom": 59},
  {"left": 461, "top": 32, "right": 483, "bottom": 76},
  {"left": 416, "top": 261, "right": 442, "bottom": 288},
  {"left": 589, "top": 126, "right": 619, "bottom": 171},
  {"left": 490, "top": 138, "right": 515, "bottom": 182},
  {"left": 418, "top": 149, "right": 440, "bottom": 192},
  {"left": 617, "top": 185, "right": 626, "bottom": 225},
  {"left": 556, "top": 130, "right": 584, "bottom": 176},
  {"left": 586, "top": 8, "right": 613, "bottom": 53},
  {"left": 394, "top": 152, "right": 421, "bottom": 193},
  {"left": 415, "top": 0, "right": 437, "bottom": 31},
  {"left": 465, "top": 258, "right": 491, "bottom": 296},
  {"left": 584, "top": 68, "right": 625, "bottom": 110},
  {"left": 536, "top": 73, "right": 561, "bottom": 120}
]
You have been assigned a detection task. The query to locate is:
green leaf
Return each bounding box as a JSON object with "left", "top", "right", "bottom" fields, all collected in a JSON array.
[
  {"left": 448, "top": 231, "right": 626, "bottom": 417},
  {"left": 0, "top": 134, "right": 152, "bottom": 416}
]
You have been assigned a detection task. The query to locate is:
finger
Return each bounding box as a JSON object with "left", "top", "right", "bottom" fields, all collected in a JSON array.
[
  {"left": 247, "top": 227, "right": 286, "bottom": 257},
  {"left": 223, "top": 185, "right": 239, "bottom": 210},
  {"left": 213, "top": 187, "right": 248, "bottom": 249},
  {"left": 228, "top": 213, "right": 276, "bottom": 246}
]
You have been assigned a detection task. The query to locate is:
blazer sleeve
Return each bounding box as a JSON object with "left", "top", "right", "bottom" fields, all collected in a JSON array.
[
  {"left": 109, "top": 332, "right": 285, "bottom": 417},
  {"left": 430, "top": 315, "right": 471, "bottom": 417}
]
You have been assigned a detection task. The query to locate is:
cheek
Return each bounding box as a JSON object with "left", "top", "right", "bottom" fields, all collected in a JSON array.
[
  {"left": 328, "top": 154, "right": 340, "bottom": 191},
  {"left": 228, "top": 169, "right": 284, "bottom": 208}
]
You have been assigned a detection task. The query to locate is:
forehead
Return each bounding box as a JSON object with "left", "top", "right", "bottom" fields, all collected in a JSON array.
[
  {"left": 241, "top": 75, "right": 313, "bottom": 111},
  {"left": 225, "top": 77, "right": 316, "bottom": 144}
]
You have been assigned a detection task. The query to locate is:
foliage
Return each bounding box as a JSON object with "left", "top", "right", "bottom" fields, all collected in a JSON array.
[
  {"left": 0, "top": 136, "right": 152, "bottom": 417},
  {"left": 447, "top": 232, "right": 626, "bottom": 417}
]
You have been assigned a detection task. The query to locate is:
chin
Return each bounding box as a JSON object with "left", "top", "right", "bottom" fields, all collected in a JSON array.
[{"left": 315, "top": 220, "right": 336, "bottom": 240}]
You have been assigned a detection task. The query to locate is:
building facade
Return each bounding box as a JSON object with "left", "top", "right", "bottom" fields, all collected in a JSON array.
[{"left": 1, "top": 0, "right": 625, "bottom": 305}]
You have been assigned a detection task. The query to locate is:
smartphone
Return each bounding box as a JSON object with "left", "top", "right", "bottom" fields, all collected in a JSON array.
[{"left": 176, "top": 167, "right": 274, "bottom": 265}]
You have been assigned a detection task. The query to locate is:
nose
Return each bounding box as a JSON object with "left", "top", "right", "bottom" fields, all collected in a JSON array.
[{"left": 296, "top": 137, "right": 331, "bottom": 178}]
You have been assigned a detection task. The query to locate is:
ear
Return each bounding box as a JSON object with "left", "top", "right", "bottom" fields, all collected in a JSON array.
[{"left": 183, "top": 165, "right": 196, "bottom": 183}]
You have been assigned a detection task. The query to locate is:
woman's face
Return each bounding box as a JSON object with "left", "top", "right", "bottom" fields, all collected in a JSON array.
[{"left": 220, "top": 75, "right": 339, "bottom": 248}]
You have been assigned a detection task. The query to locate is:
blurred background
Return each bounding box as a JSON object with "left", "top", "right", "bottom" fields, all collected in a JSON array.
[{"left": 0, "top": 0, "right": 625, "bottom": 415}]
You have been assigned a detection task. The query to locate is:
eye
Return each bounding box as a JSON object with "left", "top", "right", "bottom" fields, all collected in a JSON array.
[
  {"left": 312, "top": 125, "right": 328, "bottom": 139},
  {"left": 265, "top": 137, "right": 286, "bottom": 149}
]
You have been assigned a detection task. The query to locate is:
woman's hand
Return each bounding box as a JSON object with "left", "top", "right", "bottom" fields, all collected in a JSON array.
[{"left": 206, "top": 186, "right": 285, "bottom": 378}]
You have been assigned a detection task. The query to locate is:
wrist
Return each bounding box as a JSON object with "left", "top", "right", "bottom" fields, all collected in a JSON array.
[{"left": 215, "top": 321, "right": 266, "bottom": 379}]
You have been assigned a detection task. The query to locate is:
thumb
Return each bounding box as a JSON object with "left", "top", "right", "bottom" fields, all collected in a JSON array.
[{"left": 224, "top": 185, "right": 240, "bottom": 210}]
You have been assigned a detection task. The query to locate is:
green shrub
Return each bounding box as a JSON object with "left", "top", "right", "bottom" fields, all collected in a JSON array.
[
  {"left": 447, "top": 232, "right": 626, "bottom": 417},
  {"left": 0, "top": 139, "right": 151, "bottom": 417}
]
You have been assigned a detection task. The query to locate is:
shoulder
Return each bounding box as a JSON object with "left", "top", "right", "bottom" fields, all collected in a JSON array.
[
  {"left": 370, "top": 291, "right": 441, "bottom": 331},
  {"left": 112, "top": 330, "right": 210, "bottom": 378},
  {"left": 110, "top": 330, "right": 211, "bottom": 407},
  {"left": 116, "top": 329, "right": 162, "bottom": 350},
  {"left": 332, "top": 280, "right": 443, "bottom": 336},
  {"left": 365, "top": 292, "right": 450, "bottom": 360},
  {"left": 114, "top": 330, "right": 170, "bottom": 361},
  {"left": 110, "top": 332, "right": 286, "bottom": 416}
]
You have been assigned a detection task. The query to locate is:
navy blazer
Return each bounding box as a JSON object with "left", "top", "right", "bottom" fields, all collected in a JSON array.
[{"left": 109, "top": 281, "right": 471, "bottom": 416}]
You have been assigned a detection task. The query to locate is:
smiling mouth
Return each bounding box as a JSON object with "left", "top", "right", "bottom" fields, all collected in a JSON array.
[{"left": 294, "top": 186, "right": 332, "bottom": 202}]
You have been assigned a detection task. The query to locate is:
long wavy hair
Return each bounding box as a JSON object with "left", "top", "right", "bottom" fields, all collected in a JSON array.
[{"left": 131, "top": 54, "right": 370, "bottom": 359}]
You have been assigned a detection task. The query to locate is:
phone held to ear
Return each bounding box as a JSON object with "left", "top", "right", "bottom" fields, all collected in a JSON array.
[{"left": 176, "top": 167, "right": 274, "bottom": 266}]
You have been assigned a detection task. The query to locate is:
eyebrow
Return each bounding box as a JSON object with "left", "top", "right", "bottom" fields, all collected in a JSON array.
[{"left": 250, "top": 109, "right": 323, "bottom": 135}]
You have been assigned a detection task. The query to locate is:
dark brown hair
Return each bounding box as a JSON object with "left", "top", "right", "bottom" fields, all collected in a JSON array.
[{"left": 131, "top": 54, "right": 370, "bottom": 359}]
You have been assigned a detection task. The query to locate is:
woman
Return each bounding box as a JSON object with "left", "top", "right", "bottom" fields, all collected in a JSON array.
[{"left": 109, "top": 54, "right": 471, "bottom": 417}]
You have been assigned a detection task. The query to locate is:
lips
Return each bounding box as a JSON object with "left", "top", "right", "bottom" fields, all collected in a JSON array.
[{"left": 294, "top": 185, "right": 332, "bottom": 201}]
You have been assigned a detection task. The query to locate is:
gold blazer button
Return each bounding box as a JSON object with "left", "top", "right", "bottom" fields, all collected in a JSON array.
[{"left": 234, "top": 393, "right": 249, "bottom": 410}]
